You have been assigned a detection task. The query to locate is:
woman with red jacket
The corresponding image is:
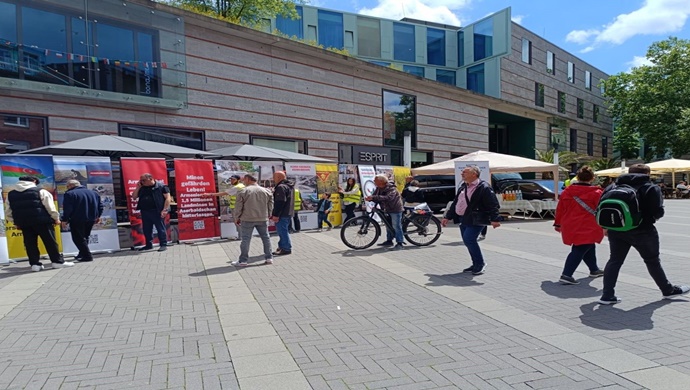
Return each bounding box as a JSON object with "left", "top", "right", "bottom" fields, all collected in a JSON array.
[{"left": 553, "top": 166, "right": 605, "bottom": 284}]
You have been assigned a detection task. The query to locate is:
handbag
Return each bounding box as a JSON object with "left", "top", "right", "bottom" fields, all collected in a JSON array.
[{"left": 465, "top": 186, "right": 491, "bottom": 226}]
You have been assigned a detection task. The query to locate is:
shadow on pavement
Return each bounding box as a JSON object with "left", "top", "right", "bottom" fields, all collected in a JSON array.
[
  {"left": 579, "top": 299, "right": 678, "bottom": 331},
  {"left": 0, "top": 265, "right": 33, "bottom": 280},
  {"left": 540, "top": 277, "right": 601, "bottom": 299},
  {"left": 424, "top": 273, "right": 484, "bottom": 287},
  {"left": 333, "top": 245, "right": 427, "bottom": 257}
]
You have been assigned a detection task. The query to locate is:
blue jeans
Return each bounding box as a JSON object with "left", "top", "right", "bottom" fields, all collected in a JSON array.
[
  {"left": 317, "top": 211, "right": 332, "bottom": 229},
  {"left": 276, "top": 217, "right": 292, "bottom": 251},
  {"left": 561, "top": 243, "right": 599, "bottom": 277},
  {"left": 239, "top": 221, "right": 273, "bottom": 263},
  {"left": 141, "top": 209, "right": 167, "bottom": 247},
  {"left": 459, "top": 217, "right": 484, "bottom": 268},
  {"left": 385, "top": 212, "right": 404, "bottom": 244}
]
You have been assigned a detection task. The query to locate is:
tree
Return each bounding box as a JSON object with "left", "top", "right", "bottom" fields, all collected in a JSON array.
[
  {"left": 165, "top": 0, "right": 301, "bottom": 26},
  {"left": 533, "top": 149, "right": 586, "bottom": 179},
  {"left": 603, "top": 37, "right": 690, "bottom": 157}
]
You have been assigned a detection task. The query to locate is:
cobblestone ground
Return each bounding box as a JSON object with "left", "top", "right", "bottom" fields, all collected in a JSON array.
[{"left": 1, "top": 200, "right": 690, "bottom": 389}]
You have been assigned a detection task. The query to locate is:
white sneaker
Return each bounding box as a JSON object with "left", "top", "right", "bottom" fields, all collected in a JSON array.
[
  {"left": 52, "top": 262, "right": 75, "bottom": 269},
  {"left": 31, "top": 265, "right": 44, "bottom": 272}
]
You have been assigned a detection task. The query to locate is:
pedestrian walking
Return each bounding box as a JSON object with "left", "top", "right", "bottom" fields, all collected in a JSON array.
[
  {"left": 597, "top": 164, "right": 689, "bottom": 304},
  {"left": 552, "top": 166, "right": 605, "bottom": 285},
  {"left": 316, "top": 192, "right": 333, "bottom": 231},
  {"left": 61, "top": 179, "right": 103, "bottom": 262},
  {"left": 271, "top": 171, "right": 294, "bottom": 256},
  {"left": 4, "top": 176, "right": 73, "bottom": 271},
  {"left": 401, "top": 179, "right": 425, "bottom": 208},
  {"left": 132, "top": 173, "right": 171, "bottom": 252},
  {"left": 442, "top": 166, "right": 500, "bottom": 275},
  {"left": 339, "top": 178, "right": 361, "bottom": 223},
  {"left": 231, "top": 174, "right": 274, "bottom": 266},
  {"left": 365, "top": 174, "right": 405, "bottom": 251}
]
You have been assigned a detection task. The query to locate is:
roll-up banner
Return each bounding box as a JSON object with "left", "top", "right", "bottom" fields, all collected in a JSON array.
[
  {"left": 357, "top": 165, "right": 377, "bottom": 213},
  {"left": 174, "top": 159, "right": 219, "bottom": 242},
  {"left": 285, "top": 162, "right": 318, "bottom": 230},
  {"left": 54, "top": 156, "right": 119, "bottom": 255},
  {"left": 120, "top": 158, "right": 170, "bottom": 247},
  {"left": 0, "top": 155, "right": 62, "bottom": 260},
  {"left": 315, "top": 163, "right": 341, "bottom": 227},
  {"left": 0, "top": 170, "right": 8, "bottom": 264}
]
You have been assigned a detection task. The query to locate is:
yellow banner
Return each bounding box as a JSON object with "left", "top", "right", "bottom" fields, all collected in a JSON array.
[
  {"left": 393, "top": 166, "right": 411, "bottom": 192},
  {"left": 315, "top": 163, "right": 342, "bottom": 227},
  {"left": 5, "top": 218, "right": 62, "bottom": 259}
]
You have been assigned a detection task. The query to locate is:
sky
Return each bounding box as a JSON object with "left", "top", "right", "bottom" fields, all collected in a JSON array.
[{"left": 309, "top": 0, "right": 690, "bottom": 75}]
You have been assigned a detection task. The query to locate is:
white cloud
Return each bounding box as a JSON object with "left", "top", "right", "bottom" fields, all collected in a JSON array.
[
  {"left": 358, "top": 0, "right": 472, "bottom": 27},
  {"left": 627, "top": 55, "right": 653, "bottom": 70},
  {"left": 565, "top": 0, "right": 690, "bottom": 51},
  {"left": 512, "top": 15, "right": 525, "bottom": 25}
]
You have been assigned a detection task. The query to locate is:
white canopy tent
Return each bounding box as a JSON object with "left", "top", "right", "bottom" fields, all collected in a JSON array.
[
  {"left": 594, "top": 167, "right": 629, "bottom": 177},
  {"left": 646, "top": 158, "right": 690, "bottom": 188},
  {"left": 411, "top": 151, "right": 560, "bottom": 198}
]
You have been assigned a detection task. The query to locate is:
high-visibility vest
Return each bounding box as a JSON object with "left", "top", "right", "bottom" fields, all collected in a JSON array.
[
  {"left": 294, "top": 188, "right": 302, "bottom": 211},
  {"left": 229, "top": 182, "right": 245, "bottom": 209},
  {"left": 343, "top": 184, "right": 361, "bottom": 205}
]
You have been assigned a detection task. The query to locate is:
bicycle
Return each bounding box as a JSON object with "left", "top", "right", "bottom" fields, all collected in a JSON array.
[{"left": 340, "top": 202, "right": 442, "bottom": 249}]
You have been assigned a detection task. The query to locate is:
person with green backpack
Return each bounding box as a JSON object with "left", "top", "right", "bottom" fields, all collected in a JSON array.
[{"left": 596, "top": 164, "right": 689, "bottom": 305}]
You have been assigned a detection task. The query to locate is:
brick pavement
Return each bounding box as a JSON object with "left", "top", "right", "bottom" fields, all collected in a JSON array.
[{"left": 0, "top": 200, "right": 689, "bottom": 389}]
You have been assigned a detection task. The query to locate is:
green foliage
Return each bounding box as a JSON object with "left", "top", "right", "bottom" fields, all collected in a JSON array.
[
  {"left": 271, "top": 30, "right": 350, "bottom": 55},
  {"left": 588, "top": 157, "right": 621, "bottom": 171},
  {"left": 603, "top": 37, "right": 690, "bottom": 157},
  {"left": 164, "top": 0, "right": 301, "bottom": 27}
]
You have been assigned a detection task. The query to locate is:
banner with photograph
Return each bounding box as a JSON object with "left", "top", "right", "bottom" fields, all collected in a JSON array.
[
  {"left": 121, "top": 158, "right": 170, "bottom": 247},
  {"left": 54, "top": 156, "right": 119, "bottom": 254},
  {"left": 285, "top": 162, "right": 318, "bottom": 230},
  {"left": 0, "top": 155, "right": 62, "bottom": 259},
  {"left": 358, "top": 165, "right": 377, "bottom": 213},
  {"left": 454, "top": 161, "right": 490, "bottom": 190},
  {"left": 174, "top": 159, "right": 219, "bottom": 242},
  {"left": 315, "top": 163, "right": 341, "bottom": 227},
  {"left": 0, "top": 172, "right": 7, "bottom": 264},
  {"left": 393, "top": 166, "right": 412, "bottom": 192}
]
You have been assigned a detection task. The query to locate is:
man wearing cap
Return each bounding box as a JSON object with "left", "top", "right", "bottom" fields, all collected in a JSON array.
[{"left": 202, "top": 174, "right": 245, "bottom": 238}]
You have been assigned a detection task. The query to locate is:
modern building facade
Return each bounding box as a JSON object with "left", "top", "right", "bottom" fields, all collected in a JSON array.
[{"left": 0, "top": 0, "right": 612, "bottom": 168}]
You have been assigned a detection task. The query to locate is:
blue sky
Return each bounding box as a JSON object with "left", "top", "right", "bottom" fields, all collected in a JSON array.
[{"left": 310, "top": 0, "right": 690, "bottom": 75}]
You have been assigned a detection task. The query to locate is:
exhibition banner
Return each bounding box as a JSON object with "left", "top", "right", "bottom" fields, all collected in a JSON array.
[
  {"left": 0, "top": 154, "right": 62, "bottom": 259},
  {"left": 215, "top": 160, "right": 254, "bottom": 238},
  {"left": 357, "top": 165, "right": 377, "bottom": 213},
  {"left": 393, "top": 166, "right": 411, "bottom": 192},
  {"left": 174, "top": 159, "right": 219, "bottom": 242},
  {"left": 54, "top": 156, "right": 119, "bottom": 254},
  {"left": 121, "top": 158, "right": 170, "bottom": 247},
  {"left": 0, "top": 172, "right": 7, "bottom": 264},
  {"left": 315, "top": 163, "right": 342, "bottom": 227},
  {"left": 285, "top": 162, "right": 318, "bottom": 230},
  {"left": 454, "top": 161, "right": 490, "bottom": 190}
]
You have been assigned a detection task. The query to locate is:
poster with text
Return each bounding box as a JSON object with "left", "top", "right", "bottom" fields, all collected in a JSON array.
[
  {"left": 393, "top": 166, "right": 411, "bottom": 192},
  {"left": 315, "top": 163, "right": 342, "bottom": 227},
  {"left": 454, "top": 161, "right": 490, "bottom": 190},
  {"left": 174, "top": 159, "right": 219, "bottom": 242},
  {"left": 54, "top": 156, "right": 119, "bottom": 254},
  {"left": 215, "top": 160, "right": 255, "bottom": 224},
  {"left": 121, "top": 158, "right": 170, "bottom": 247},
  {"left": 338, "top": 164, "right": 359, "bottom": 189},
  {"left": 358, "top": 165, "right": 377, "bottom": 213},
  {"left": 286, "top": 162, "right": 318, "bottom": 230},
  {"left": 375, "top": 165, "right": 395, "bottom": 185},
  {"left": 0, "top": 155, "right": 62, "bottom": 259},
  {"left": 0, "top": 171, "right": 7, "bottom": 264}
]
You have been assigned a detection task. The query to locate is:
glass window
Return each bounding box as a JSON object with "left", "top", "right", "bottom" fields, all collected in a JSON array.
[
  {"left": 96, "top": 23, "right": 137, "bottom": 96},
  {"left": 0, "top": 2, "right": 16, "bottom": 42},
  {"left": 393, "top": 23, "right": 415, "bottom": 62},
  {"left": 521, "top": 38, "right": 531, "bottom": 64},
  {"left": 3, "top": 116, "right": 28, "bottom": 127},
  {"left": 252, "top": 137, "right": 306, "bottom": 153},
  {"left": 403, "top": 65, "right": 424, "bottom": 77},
  {"left": 473, "top": 18, "right": 493, "bottom": 61},
  {"left": 457, "top": 31, "right": 464, "bottom": 66},
  {"left": 546, "top": 51, "right": 555, "bottom": 74},
  {"left": 558, "top": 91, "right": 566, "bottom": 113},
  {"left": 587, "top": 132, "right": 594, "bottom": 156},
  {"left": 276, "top": 6, "right": 303, "bottom": 38},
  {"left": 345, "top": 31, "right": 354, "bottom": 48},
  {"left": 600, "top": 81, "right": 605, "bottom": 95},
  {"left": 120, "top": 125, "right": 205, "bottom": 150},
  {"left": 436, "top": 69, "right": 456, "bottom": 86},
  {"left": 318, "top": 10, "right": 343, "bottom": 49},
  {"left": 22, "top": 7, "right": 68, "bottom": 86},
  {"left": 383, "top": 90, "right": 416, "bottom": 147},
  {"left": 369, "top": 60, "right": 390, "bottom": 67},
  {"left": 467, "top": 64, "right": 485, "bottom": 94},
  {"left": 307, "top": 25, "right": 317, "bottom": 41},
  {"left": 535, "top": 82, "right": 544, "bottom": 107},
  {"left": 602, "top": 136, "right": 608, "bottom": 157},
  {"left": 0, "top": 113, "right": 48, "bottom": 152},
  {"left": 567, "top": 61, "right": 575, "bottom": 83},
  {"left": 577, "top": 98, "right": 584, "bottom": 118},
  {"left": 357, "top": 17, "right": 380, "bottom": 57},
  {"left": 585, "top": 70, "right": 592, "bottom": 90},
  {"left": 427, "top": 28, "right": 445, "bottom": 66},
  {"left": 0, "top": 1, "right": 17, "bottom": 80},
  {"left": 593, "top": 104, "right": 599, "bottom": 123},
  {"left": 570, "top": 128, "right": 577, "bottom": 152}
]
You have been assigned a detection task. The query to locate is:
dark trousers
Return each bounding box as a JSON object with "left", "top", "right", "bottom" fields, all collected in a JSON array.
[
  {"left": 480, "top": 226, "right": 488, "bottom": 236},
  {"left": 291, "top": 211, "right": 301, "bottom": 232},
  {"left": 343, "top": 203, "right": 357, "bottom": 223},
  {"left": 317, "top": 211, "right": 332, "bottom": 229},
  {"left": 603, "top": 226, "right": 674, "bottom": 298},
  {"left": 70, "top": 220, "right": 95, "bottom": 261},
  {"left": 561, "top": 243, "right": 598, "bottom": 277},
  {"left": 21, "top": 223, "right": 63, "bottom": 265},
  {"left": 141, "top": 209, "right": 167, "bottom": 247},
  {"left": 459, "top": 217, "right": 485, "bottom": 269}
]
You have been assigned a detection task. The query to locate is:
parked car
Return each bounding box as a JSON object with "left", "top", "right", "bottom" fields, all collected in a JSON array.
[{"left": 414, "top": 175, "right": 456, "bottom": 213}]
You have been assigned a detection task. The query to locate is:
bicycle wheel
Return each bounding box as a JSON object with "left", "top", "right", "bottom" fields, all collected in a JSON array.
[
  {"left": 340, "top": 216, "right": 380, "bottom": 250},
  {"left": 403, "top": 215, "right": 442, "bottom": 246}
]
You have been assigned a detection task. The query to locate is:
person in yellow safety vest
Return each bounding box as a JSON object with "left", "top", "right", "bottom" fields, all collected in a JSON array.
[
  {"left": 201, "top": 174, "right": 245, "bottom": 238},
  {"left": 290, "top": 187, "right": 303, "bottom": 233},
  {"left": 564, "top": 172, "right": 578, "bottom": 188},
  {"left": 339, "top": 177, "right": 361, "bottom": 223}
]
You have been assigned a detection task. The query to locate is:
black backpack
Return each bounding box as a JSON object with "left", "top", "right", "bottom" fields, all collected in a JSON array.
[{"left": 596, "top": 184, "right": 648, "bottom": 231}]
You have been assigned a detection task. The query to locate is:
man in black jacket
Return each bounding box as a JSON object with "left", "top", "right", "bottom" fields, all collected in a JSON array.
[
  {"left": 62, "top": 180, "right": 103, "bottom": 262},
  {"left": 598, "top": 164, "right": 689, "bottom": 304},
  {"left": 132, "top": 173, "right": 171, "bottom": 252},
  {"left": 271, "top": 171, "right": 294, "bottom": 256},
  {"left": 442, "top": 166, "right": 500, "bottom": 275}
]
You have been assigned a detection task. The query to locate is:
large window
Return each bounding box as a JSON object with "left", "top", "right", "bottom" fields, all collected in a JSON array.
[
  {"left": 357, "top": 17, "right": 380, "bottom": 57},
  {"left": 120, "top": 125, "right": 204, "bottom": 150},
  {"left": 393, "top": 23, "right": 415, "bottom": 62},
  {"left": 593, "top": 104, "right": 600, "bottom": 123},
  {"left": 467, "top": 64, "right": 485, "bottom": 94},
  {"left": 577, "top": 98, "right": 584, "bottom": 119},
  {"left": 585, "top": 70, "right": 592, "bottom": 90},
  {"left": 427, "top": 28, "right": 445, "bottom": 66},
  {"left": 558, "top": 91, "right": 566, "bottom": 113},
  {"left": 570, "top": 128, "right": 577, "bottom": 152},
  {"left": 276, "top": 6, "right": 303, "bottom": 39},
  {"left": 403, "top": 65, "right": 424, "bottom": 77},
  {"left": 436, "top": 69, "right": 456, "bottom": 86},
  {"left": 383, "top": 90, "right": 416, "bottom": 148},
  {"left": 473, "top": 18, "right": 493, "bottom": 61},
  {"left": 546, "top": 51, "right": 555, "bottom": 74},
  {"left": 602, "top": 136, "right": 608, "bottom": 157},
  {"left": 567, "top": 61, "right": 575, "bottom": 83},
  {"left": 0, "top": 2, "right": 17, "bottom": 79},
  {"left": 0, "top": 113, "right": 48, "bottom": 153},
  {"left": 535, "top": 83, "right": 544, "bottom": 107},
  {"left": 587, "top": 132, "right": 594, "bottom": 156},
  {"left": 521, "top": 38, "right": 531, "bottom": 64},
  {"left": 252, "top": 136, "right": 306, "bottom": 154},
  {"left": 457, "top": 31, "right": 464, "bottom": 66},
  {"left": 318, "top": 10, "right": 343, "bottom": 49}
]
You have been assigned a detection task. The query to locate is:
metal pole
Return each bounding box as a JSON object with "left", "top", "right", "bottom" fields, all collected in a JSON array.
[{"left": 403, "top": 131, "right": 412, "bottom": 168}]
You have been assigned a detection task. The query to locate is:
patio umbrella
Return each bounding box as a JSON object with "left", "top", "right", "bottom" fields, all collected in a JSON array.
[
  {"left": 646, "top": 158, "right": 690, "bottom": 188},
  {"left": 209, "top": 144, "right": 333, "bottom": 162},
  {"left": 18, "top": 135, "right": 214, "bottom": 159},
  {"left": 594, "top": 167, "right": 629, "bottom": 177}
]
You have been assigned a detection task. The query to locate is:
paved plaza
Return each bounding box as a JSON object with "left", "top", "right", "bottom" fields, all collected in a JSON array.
[{"left": 1, "top": 201, "right": 690, "bottom": 389}]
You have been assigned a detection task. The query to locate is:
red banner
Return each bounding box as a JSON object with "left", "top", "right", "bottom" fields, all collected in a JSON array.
[
  {"left": 121, "top": 158, "right": 170, "bottom": 247},
  {"left": 174, "top": 159, "right": 219, "bottom": 241}
]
